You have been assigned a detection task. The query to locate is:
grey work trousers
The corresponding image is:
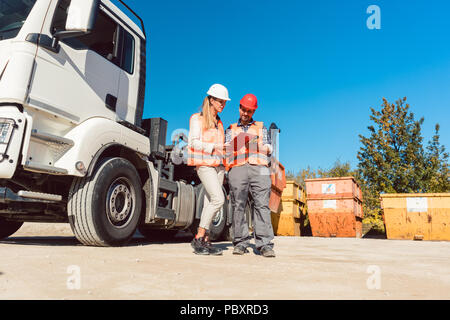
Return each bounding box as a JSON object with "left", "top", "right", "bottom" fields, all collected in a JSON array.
[{"left": 228, "top": 163, "right": 274, "bottom": 250}]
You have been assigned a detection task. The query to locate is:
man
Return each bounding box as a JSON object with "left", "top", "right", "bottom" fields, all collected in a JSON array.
[{"left": 224, "top": 93, "right": 276, "bottom": 258}]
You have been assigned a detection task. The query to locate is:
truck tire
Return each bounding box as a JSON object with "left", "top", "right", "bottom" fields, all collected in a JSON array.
[
  {"left": 68, "top": 157, "right": 142, "bottom": 247},
  {"left": 0, "top": 218, "right": 23, "bottom": 240},
  {"left": 224, "top": 198, "right": 254, "bottom": 242},
  {"left": 209, "top": 198, "right": 228, "bottom": 241},
  {"left": 190, "top": 185, "right": 228, "bottom": 242}
]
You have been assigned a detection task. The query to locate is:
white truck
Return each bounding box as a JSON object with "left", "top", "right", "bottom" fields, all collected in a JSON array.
[{"left": 0, "top": 0, "right": 282, "bottom": 246}]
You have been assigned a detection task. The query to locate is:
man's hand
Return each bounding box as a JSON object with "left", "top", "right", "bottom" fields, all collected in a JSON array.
[
  {"left": 245, "top": 135, "right": 259, "bottom": 149},
  {"left": 259, "top": 144, "right": 272, "bottom": 155}
]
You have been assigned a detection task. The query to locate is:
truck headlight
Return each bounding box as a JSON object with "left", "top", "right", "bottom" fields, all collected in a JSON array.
[{"left": 0, "top": 118, "right": 15, "bottom": 145}]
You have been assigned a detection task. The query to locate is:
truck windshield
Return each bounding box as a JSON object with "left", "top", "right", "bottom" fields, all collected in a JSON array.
[{"left": 0, "top": 0, "right": 37, "bottom": 41}]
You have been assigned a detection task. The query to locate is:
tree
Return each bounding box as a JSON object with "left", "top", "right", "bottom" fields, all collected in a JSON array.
[
  {"left": 317, "top": 159, "right": 357, "bottom": 179},
  {"left": 286, "top": 166, "right": 317, "bottom": 189},
  {"left": 358, "top": 97, "right": 430, "bottom": 194},
  {"left": 286, "top": 160, "right": 357, "bottom": 188},
  {"left": 424, "top": 124, "right": 450, "bottom": 192}
]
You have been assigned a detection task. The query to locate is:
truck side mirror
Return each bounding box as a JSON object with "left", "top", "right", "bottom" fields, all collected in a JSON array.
[
  {"left": 66, "top": 0, "right": 100, "bottom": 32},
  {"left": 53, "top": 0, "right": 100, "bottom": 41}
]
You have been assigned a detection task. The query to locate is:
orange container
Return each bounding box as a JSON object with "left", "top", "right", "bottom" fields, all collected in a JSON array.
[
  {"left": 282, "top": 180, "right": 307, "bottom": 203},
  {"left": 269, "top": 160, "right": 286, "bottom": 213},
  {"left": 269, "top": 187, "right": 282, "bottom": 213},
  {"left": 279, "top": 199, "right": 304, "bottom": 218},
  {"left": 381, "top": 193, "right": 450, "bottom": 241},
  {"left": 271, "top": 212, "right": 301, "bottom": 236},
  {"left": 305, "top": 177, "right": 363, "bottom": 238},
  {"left": 306, "top": 177, "right": 362, "bottom": 201},
  {"left": 270, "top": 160, "right": 286, "bottom": 192}
]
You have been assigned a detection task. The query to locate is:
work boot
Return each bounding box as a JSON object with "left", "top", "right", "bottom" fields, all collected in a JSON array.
[
  {"left": 260, "top": 246, "right": 276, "bottom": 258},
  {"left": 191, "top": 237, "right": 209, "bottom": 255},
  {"left": 233, "top": 245, "right": 249, "bottom": 255},
  {"left": 203, "top": 239, "right": 223, "bottom": 256}
]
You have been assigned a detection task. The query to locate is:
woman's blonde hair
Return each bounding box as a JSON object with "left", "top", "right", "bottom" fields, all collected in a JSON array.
[{"left": 200, "top": 96, "right": 218, "bottom": 130}]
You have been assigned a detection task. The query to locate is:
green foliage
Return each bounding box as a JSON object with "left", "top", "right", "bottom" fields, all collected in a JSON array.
[
  {"left": 358, "top": 97, "right": 449, "bottom": 193},
  {"left": 424, "top": 124, "right": 450, "bottom": 192},
  {"left": 358, "top": 97, "right": 428, "bottom": 194},
  {"left": 286, "top": 159, "right": 357, "bottom": 187},
  {"left": 286, "top": 166, "right": 317, "bottom": 189},
  {"left": 317, "top": 159, "right": 356, "bottom": 178}
]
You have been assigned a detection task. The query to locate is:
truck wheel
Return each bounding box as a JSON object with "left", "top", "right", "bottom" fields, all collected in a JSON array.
[
  {"left": 0, "top": 218, "right": 23, "bottom": 240},
  {"left": 224, "top": 198, "right": 254, "bottom": 242},
  {"left": 68, "top": 157, "right": 142, "bottom": 247},
  {"left": 209, "top": 200, "right": 228, "bottom": 241},
  {"left": 190, "top": 185, "right": 228, "bottom": 241}
]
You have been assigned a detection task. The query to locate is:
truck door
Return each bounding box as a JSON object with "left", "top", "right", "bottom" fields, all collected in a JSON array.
[
  {"left": 27, "top": 0, "right": 121, "bottom": 124},
  {"left": 115, "top": 24, "right": 144, "bottom": 127}
]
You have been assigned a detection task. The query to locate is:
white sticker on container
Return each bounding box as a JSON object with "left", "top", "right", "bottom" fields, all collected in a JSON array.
[
  {"left": 323, "top": 200, "right": 337, "bottom": 209},
  {"left": 407, "top": 197, "right": 428, "bottom": 212},
  {"left": 322, "top": 184, "right": 336, "bottom": 194}
]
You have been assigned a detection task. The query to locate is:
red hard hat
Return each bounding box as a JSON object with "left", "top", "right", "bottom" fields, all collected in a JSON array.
[{"left": 240, "top": 94, "right": 258, "bottom": 110}]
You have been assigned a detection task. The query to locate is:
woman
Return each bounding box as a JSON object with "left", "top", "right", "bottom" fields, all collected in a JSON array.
[{"left": 187, "top": 84, "right": 230, "bottom": 255}]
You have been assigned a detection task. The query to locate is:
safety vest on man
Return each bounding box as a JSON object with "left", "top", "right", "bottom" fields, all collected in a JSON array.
[
  {"left": 187, "top": 113, "right": 225, "bottom": 167},
  {"left": 225, "top": 121, "right": 270, "bottom": 170}
]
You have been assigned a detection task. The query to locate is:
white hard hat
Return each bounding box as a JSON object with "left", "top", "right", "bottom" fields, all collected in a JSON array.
[{"left": 207, "top": 84, "right": 231, "bottom": 101}]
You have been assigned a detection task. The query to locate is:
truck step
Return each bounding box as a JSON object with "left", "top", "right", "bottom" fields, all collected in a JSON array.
[
  {"left": 17, "top": 190, "right": 62, "bottom": 202},
  {"left": 24, "top": 161, "right": 68, "bottom": 175},
  {"left": 155, "top": 207, "right": 176, "bottom": 220},
  {"left": 31, "top": 129, "right": 74, "bottom": 146},
  {"left": 0, "top": 187, "right": 62, "bottom": 203}
]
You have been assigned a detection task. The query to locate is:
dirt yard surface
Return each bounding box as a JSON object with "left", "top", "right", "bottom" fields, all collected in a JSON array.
[{"left": 0, "top": 223, "right": 449, "bottom": 300}]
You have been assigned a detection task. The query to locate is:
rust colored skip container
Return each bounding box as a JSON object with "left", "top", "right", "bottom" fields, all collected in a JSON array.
[
  {"left": 380, "top": 193, "right": 450, "bottom": 241},
  {"left": 271, "top": 180, "right": 307, "bottom": 236},
  {"left": 268, "top": 160, "right": 287, "bottom": 213},
  {"left": 305, "top": 177, "right": 363, "bottom": 238}
]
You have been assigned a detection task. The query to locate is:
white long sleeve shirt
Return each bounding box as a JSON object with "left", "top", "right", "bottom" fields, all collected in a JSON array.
[{"left": 188, "top": 113, "right": 216, "bottom": 154}]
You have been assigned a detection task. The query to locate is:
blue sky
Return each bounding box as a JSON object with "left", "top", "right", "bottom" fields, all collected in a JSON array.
[{"left": 122, "top": 0, "right": 450, "bottom": 173}]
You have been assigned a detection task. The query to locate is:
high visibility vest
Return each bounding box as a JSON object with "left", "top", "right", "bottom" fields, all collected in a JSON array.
[
  {"left": 187, "top": 113, "right": 225, "bottom": 167},
  {"left": 225, "top": 121, "right": 270, "bottom": 170}
]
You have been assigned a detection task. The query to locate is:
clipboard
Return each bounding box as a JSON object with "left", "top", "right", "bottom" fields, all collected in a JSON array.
[{"left": 230, "top": 132, "right": 257, "bottom": 151}]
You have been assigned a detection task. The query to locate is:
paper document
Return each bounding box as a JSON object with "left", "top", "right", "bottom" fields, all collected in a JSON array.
[{"left": 230, "top": 132, "right": 257, "bottom": 151}]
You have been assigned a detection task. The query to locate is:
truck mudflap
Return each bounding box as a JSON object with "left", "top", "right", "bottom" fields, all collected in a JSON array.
[{"left": 0, "top": 106, "right": 26, "bottom": 179}]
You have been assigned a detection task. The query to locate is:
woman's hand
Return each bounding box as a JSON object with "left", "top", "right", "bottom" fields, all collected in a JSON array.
[{"left": 214, "top": 143, "right": 225, "bottom": 157}]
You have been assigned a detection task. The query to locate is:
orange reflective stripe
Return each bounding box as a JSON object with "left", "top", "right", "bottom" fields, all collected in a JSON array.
[{"left": 226, "top": 153, "right": 269, "bottom": 163}]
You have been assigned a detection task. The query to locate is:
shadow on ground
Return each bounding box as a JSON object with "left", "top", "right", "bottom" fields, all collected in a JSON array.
[
  {"left": 0, "top": 236, "right": 80, "bottom": 247},
  {"left": 362, "top": 227, "right": 387, "bottom": 239},
  {"left": 0, "top": 230, "right": 231, "bottom": 247}
]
